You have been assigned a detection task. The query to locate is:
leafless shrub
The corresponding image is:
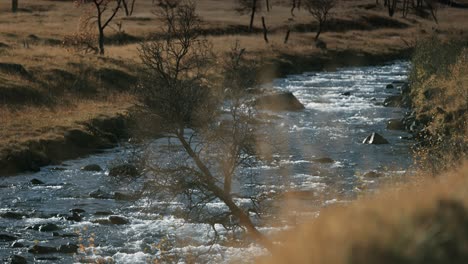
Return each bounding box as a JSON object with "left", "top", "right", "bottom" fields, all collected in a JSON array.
[
  {"left": 138, "top": 0, "right": 274, "bottom": 251},
  {"left": 305, "top": 0, "right": 336, "bottom": 41}
]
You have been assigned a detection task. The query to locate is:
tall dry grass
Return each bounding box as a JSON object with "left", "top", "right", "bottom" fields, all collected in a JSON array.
[{"left": 258, "top": 162, "right": 468, "bottom": 264}]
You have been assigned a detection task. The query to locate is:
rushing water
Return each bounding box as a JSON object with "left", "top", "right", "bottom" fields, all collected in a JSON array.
[{"left": 0, "top": 61, "right": 413, "bottom": 263}]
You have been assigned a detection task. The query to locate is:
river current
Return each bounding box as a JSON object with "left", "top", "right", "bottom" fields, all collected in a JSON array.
[{"left": 0, "top": 61, "right": 413, "bottom": 263}]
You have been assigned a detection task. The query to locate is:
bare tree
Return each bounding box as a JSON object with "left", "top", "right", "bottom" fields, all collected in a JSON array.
[
  {"left": 12, "top": 0, "right": 18, "bottom": 12},
  {"left": 237, "top": 0, "right": 260, "bottom": 31},
  {"left": 387, "top": 0, "right": 397, "bottom": 16},
  {"left": 122, "top": 0, "right": 136, "bottom": 16},
  {"left": 305, "top": 0, "right": 336, "bottom": 41},
  {"left": 138, "top": 0, "right": 274, "bottom": 251},
  {"left": 75, "top": 0, "right": 124, "bottom": 55}
]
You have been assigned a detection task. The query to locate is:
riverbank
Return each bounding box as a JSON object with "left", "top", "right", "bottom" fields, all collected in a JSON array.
[{"left": 1, "top": 0, "right": 467, "bottom": 176}]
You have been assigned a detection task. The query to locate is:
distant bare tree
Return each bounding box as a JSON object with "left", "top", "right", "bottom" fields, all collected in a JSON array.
[
  {"left": 75, "top": 0, "right": 124, "bottom": 55},
  {"left": 138, "top": 0, "right": 274, "bottom": 251},
  {"left": 305, "top": 0, "right": 336, "bottom": 41},
  {"left": 237, "top": 0, "right": 260, "bottom": 31},
  {"left": 291, "top": 0, "right": 302, "bottom": 16},
  {"left": 122, "top": 0, "right": 136, "bottom": 16},
  {"left": 387, "top": 0, "right": 397, "bottom": 16}
]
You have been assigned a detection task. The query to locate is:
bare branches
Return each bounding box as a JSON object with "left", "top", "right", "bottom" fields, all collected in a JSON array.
[
  {"left": 305, "top": 0, "right": 336, "bottom": 41},
  {"left": 74, "top": 0, "right": 129, "bottom": 54},
  {"left": 138, "top": 2, "right": 273, "bottom": 251}
]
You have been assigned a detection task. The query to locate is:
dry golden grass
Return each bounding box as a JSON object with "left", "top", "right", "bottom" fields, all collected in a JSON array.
[
  {"left": 258, "top": 162, "right": 468, "bottom": 264},
  {"left": 0, "top": 93, "right": 135, "bottom": 153}
]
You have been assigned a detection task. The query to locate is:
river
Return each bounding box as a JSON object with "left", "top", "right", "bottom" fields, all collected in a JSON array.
[{"left": 0, "top": 61, "right": 413, "bottom": 263}]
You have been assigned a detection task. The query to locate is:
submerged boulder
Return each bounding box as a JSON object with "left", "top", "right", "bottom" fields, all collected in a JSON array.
[
  {"left": 363, "top": 171, "right": 383, "bottom": 178},
  {"left": 9, "top": 255, "right": 27, "bottom": 264},
  {"left": 28, "top": 245, "right": 57, "bottom": 254},
  {"left": 109, "top": 215, "right": 129, "bottom": 225},
  {"left": 362, "top": 133, "right": 389, "bottom": 145},
  {"left": 30, "top": 179, "right": 44, "bottom": 185},
  {"left": 57, "top": 243, "right": 79, "bottom": 254},
  {"left": 81, "top": 164, "right": 102, "bottom": 172},
  {"left": 0, "top": 234, "right": 18, "bottom": 242},
  {"left": 89, "top": 189, "right": 113, "bottom": 199},
  {"left": 108, "top": 164, "right": 139, "bottom": 177},
  {"left": 255, "top": 92, "right": 305, "bottom": 112},
  {"left": 312, "top": 157, "right": 334, "bottom": 164},
  {"left": 386, "top": 119, "right": 405, "bottom": 130}
]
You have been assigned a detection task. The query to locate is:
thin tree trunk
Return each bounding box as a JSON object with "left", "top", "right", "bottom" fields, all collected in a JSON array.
[
  {"left": 12, "top": 0, "right": 18, "bottom": 12},
  {"left": 249, "top": 0, "right": 257, "bottom": 31},
  {"left": 177, "top": 133, "right": 274, "bottom": 251},
  {"left": 262, "top": 16, "right": 269, "bottom": 43},
  {"left": 291, "top": 0, "right": 296, "bottom": 16},
  {"left": 265, "top": 0, "right": 270, "bottom": 12},
  {"left": 98, "top": 28, "right": 105, "bottom": 55},
  {"left": 284, "top": 29, "right": 291, "bottom": 44},
  {"left": 315, "top": 22, "right": 322, "bottom": 41}
]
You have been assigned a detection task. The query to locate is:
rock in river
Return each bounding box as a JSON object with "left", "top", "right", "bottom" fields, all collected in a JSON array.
[
  {"left": 108, "top": 164, "right": 139, "bottom": 177},
  {"left": 386, "top": 119, "right": 405, "bottom": 130},
  {"left": 255, "top": 92, "right": 305, "bottom": 112},
  {"left": 57, "top": 243, "right": 79, "bottom": 254},
  {"left": 89, "top": 189, "right": 114, "bottom": 199},
  {"left": 362, "top": 133, "right": 389, "bottom": 145},
  {"left": 30, "top": 179, "right": 44, "bottom": 185},
  {"left": 28, "top": 245, "right": 57, "bottom": 254},
  {"left": 0, "top": 234, "right": 18, "bottom": 242},
  {"left": 312, "top": 157, "right": 334, "bottom": 164},
  {"left": 1, "top": 211, "right": 26, "bottom": 219},
  {"left": 9, "top": 255, "right": 27, "bottom": 264},
  {"left": 363, "top": 171, "right": 383, "bottom": 178},
  {"left": 81, "top": 164, "right": 102, "bottom": 172},
  {"left": 109, "top": 215, "right": 129, "bottom": 225}
]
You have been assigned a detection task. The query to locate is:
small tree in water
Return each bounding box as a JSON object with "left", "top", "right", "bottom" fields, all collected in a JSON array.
[{"left": 138, "top": 0, "right": 274, "bottom": 252}]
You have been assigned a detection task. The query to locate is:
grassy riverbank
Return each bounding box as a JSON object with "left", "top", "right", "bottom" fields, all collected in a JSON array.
[{"left": 0, "top": 0, "right": 467, "bottom": 173}]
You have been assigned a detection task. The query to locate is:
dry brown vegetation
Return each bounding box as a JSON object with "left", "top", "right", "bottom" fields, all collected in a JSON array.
[{"left": 258, "top": 162, "right": 468, "bottom": 264}]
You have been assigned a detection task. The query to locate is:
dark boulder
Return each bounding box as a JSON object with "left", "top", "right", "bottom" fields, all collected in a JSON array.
[
  {"left": 81, "top": 164, "right": 102, "bottom": 172},
  {"left": 113, "top": 192, "right": 138, "bottom": 201},
  {"left": 69, "top": 208, "right": 86, "bottom": 214},
  {"left": 312, "top": 157, "right": 334, "bottom": 164},
  {"left": 53, "top": 232, "right": 79, "bottom": 238},
  {"left": 255, "top": 92, "right": 305, "bottom": 112},
  {"left": 28, "top": 223, "right": 60, "bottom": 232},
  {"left": 89, "top": 189, "right": 113, "bottom": 199},
  {"left": 9, "top": 255, "right": 27, "bottom": 264},
  {"left": 1, "top": 212, "right": 26, "bottom": 219},
  {"left": 94, "top": 211, "right": 113, "bottom": 216},
  {"left": 386, "top": 84, "right": 394, "bottom": 89},
  {"left": 91, "top": 219, "right": 112, "bottom": 225},
  {"left": 341, "top": 91, "right": 351, "bottom": 96},
  {"left": 363, "top": 171, "right": 383, "bottom": 178},
  {"left": 383, "top": 95, "right": 403, "bottom": 107},
  {"left": 28, "top": 245, "right": 57, "bottom": 254},
  {"left": 57, "top": 243, "right": 78, "bottom": 254},
  {"left": 362, "top": 133, "right": 389, "bottom": 145},
  {"left": 11, "top": 241, "right": 25, "bottom": 248},
  {"left": 109, "top": 215, "right": 129, "bottom": 225},
  {"left": 0, "top": 234, "right": 18, "bottom": 242},
  {"left": 386, "top": 119, "right": 405, "bottom": 130},
  {"left": 108, "top": 164, "right": 139, "bottom": 177},
  {"left": 30, "top": 179, "right": 44, "bottom": 185},
  {"left": 65, "top": 212, "right": 82, "bottom": 222},
  {"left": 40, "top": 223, "right": 60, "bottom": 232}
]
